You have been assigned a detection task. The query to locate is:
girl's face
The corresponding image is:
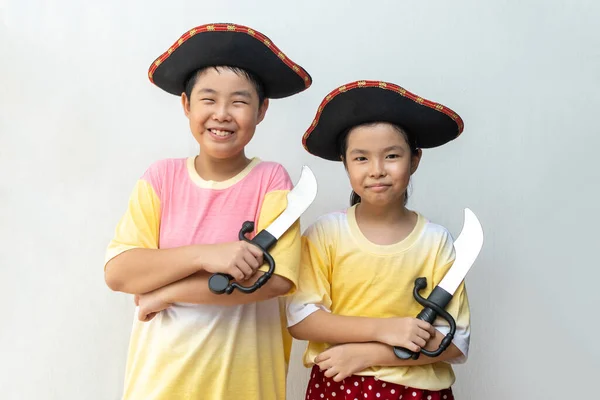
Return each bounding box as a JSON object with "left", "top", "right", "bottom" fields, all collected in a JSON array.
[
  {"left": 343, "top": 123, "right": 422, "bottom": 208},
  {"left": 181, "top": 67, "right": 269, "bottom": 161}
]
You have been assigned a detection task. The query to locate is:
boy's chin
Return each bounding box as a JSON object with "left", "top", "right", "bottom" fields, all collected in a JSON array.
[{"left": 199, "top": 146, "right": 246, "bottom": 161}]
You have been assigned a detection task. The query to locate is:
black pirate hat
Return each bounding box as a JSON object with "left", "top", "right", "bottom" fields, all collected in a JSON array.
[
  {"left": 148, "top": 23, "right": 312, "bottom": 98},
  {"left": 302, "top": 81, "right": 464, "bottom": 161}
]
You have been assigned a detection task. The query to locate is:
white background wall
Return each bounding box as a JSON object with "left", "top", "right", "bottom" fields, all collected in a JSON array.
[{"left": 1, "top": 0, "right": 599, "bottom": 399}]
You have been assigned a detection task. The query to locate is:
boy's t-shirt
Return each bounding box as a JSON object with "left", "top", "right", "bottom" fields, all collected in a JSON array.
[{"left": 105, "top": 157, "right": 301, "bottom": 400}]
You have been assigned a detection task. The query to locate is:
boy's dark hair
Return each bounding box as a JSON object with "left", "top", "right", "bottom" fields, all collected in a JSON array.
[
  {"left": 184, "top": 66, "right": 266, "bottom": 106},
  {"left": 339, "top": 122, "right": 419, "bottom": 206}
]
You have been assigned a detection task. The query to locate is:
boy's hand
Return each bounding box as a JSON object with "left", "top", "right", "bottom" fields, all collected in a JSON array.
[
  {"left": 135, "top": 292, "right": 171, "bottom": 322},
  {"left": 198, "top": 241, "right": 264, "bottom": 282},
  {"left": 375, "top": 317, "right": 436, "bottom": 352},
  {"left": 315, "top": 343, "right": 380, "bottom": 382}
]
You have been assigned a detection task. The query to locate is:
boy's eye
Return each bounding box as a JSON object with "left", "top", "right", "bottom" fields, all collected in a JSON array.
[
  {"left": 386, "top": 154, "right": 400, "bottom": 159},
  {"left": 201, "top": 98, "right": 215, "bottom": 103},
  {"left": 233, "top": 100, "right": 248, "bottom": 105},
  {"left": 354, "top": 156, "right": 367, "bottom": 161}
]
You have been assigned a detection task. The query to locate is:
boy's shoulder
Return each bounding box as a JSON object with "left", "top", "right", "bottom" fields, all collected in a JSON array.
[
  {"left": 247, "top": 159, "right": 293, "bottom": 191},
  {"left": 143, "top": 157, "right": 187, "bottom": 174}
]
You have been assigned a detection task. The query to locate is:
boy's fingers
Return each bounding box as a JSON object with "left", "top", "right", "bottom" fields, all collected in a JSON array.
[
  {"left": 228, "top": 266, "right": 245, "bottom": 282},
  {"left": 243, "top": 252, "right": 260, "bottom": 270},
  {"left": 236, "top": 259, "right": 254, "bottom": 279},
  {"left": 245, "top": 242, "right": 264, "bottom": 259}
]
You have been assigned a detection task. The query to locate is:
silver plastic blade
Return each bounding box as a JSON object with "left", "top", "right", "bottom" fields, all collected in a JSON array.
[
  {"left": 264, "top": 165, "right": 318, "bottom": 239},
  {"left": 438, "top": 208, "right": 484, "bottom": 295}
]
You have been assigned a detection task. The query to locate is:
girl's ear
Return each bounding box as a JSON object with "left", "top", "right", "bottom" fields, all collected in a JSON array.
[{"left": 410, "top": 149, "right": 423, "bottom": 175}]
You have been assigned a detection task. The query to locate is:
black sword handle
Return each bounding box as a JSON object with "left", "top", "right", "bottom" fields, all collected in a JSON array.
[
  {"left": 208, "top": 221, "right": 277, "bottom": 295},
  {"left": 393, "top": 277, "right": 457, "bottom": 360}
]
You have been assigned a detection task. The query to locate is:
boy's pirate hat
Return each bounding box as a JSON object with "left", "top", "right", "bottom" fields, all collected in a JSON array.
[
  {"left": 302, "top": 81, "right": 464, "bottom": 161},
  {"left": 149, "top": 23, "right": 312, "bottom": 98}
]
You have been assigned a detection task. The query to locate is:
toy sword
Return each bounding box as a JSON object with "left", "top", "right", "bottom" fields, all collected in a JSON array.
[
  {"left": 394, "top": 208, "right": 484, "bottom": 359},
  {"left": 208, "top": 165, "right": 318, "bottom": 295}
]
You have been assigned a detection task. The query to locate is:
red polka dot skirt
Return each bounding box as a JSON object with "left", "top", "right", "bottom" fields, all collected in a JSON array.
[{"left": 305, "top": 365, "right": 454, "bottom": 400}]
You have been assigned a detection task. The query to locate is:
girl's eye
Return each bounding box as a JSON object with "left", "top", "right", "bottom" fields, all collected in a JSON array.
[
  {"left": 386, "top": 154, "right": 400, "bottom": 159},
  {"left": 354, "top": 156, "right": 367, "bottom": 161}
]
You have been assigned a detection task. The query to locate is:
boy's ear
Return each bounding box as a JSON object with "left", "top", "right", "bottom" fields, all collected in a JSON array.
[
  {"left": 181, "top": 92, "right": 191, "bottom": 117},
  {"left": 256, "top": 98, "right": 269, "bottom": 124},
  {"left": 410, "top": 149, "right": 423, "bottom": 175}
]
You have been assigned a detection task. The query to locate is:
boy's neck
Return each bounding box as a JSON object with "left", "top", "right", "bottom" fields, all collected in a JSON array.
[{"left": 194, "top": 152, "right": 252, "bottom": 182}]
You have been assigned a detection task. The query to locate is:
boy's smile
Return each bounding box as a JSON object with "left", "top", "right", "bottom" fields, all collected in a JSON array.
[{"left": 181, "top": 67, "right": 269, "bottom": 165}]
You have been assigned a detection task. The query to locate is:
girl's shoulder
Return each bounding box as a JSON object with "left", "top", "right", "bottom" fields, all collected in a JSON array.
[
  {"left": 416, "top": 212, "right": 456, "bottom": 253},
  {"left": 302, "top": 208, "right": 350, "bottom": 237}
]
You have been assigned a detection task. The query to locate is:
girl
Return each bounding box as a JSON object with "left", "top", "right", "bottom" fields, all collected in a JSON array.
[{"left": 287, "top": 81, "right": 471, "bottom": 400}]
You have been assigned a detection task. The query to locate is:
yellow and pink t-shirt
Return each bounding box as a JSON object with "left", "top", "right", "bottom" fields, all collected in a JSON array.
[
  {"left": 287, "top": 206, "right": 471, "bottom": 391},
  {"left": 105, "top": 157, "right": 301, "bottom": 400}
]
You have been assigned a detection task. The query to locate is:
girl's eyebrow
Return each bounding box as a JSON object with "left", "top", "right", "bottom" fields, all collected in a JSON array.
[
  {"left": 349, "top": 145, "right": 405, "bottom": 154},
  {"left": 383, "top": 145, "right": 405, "bottom": 152}
]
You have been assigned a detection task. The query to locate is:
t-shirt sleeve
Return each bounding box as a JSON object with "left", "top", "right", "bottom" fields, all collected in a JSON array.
[
  {"left": 285, "top": 222, "right": 332, "bottom": 327},
  {"left": 254, "top": 165, "right": 302, "bottom": 295},
  {"left": 104, "top": 176, "right": 161, "bottom": 267},
  {"left": 432, "top": 231, "right": 471, "bottom": 364}
]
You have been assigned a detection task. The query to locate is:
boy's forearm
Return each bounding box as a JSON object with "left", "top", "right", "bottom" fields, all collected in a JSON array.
[
  {"left": 288, "top": 310, "right": 380, "bottom": 344},
  {"left": 155, "top": 271, "right": 293, "bottom": 306},
  {"left": 104, "top": 246, "right": 203, "bottom": 294}
]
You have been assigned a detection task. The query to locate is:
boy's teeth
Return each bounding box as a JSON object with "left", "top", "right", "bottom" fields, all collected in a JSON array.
[{"left": 211, "top": 129, "right": 233, "bottom": 136}]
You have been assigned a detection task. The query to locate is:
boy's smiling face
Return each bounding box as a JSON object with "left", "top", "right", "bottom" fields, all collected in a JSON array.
[{"left": 181, "top": 67, "right": 269, "bottom": 162}]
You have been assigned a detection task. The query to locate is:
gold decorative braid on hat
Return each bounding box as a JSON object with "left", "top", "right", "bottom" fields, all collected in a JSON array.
[
  {"left": 148, "top": 23, "right": 311, "bottom": 89},
  {"left": 301, "top": 80, "right": 464, "bottom": 151}
]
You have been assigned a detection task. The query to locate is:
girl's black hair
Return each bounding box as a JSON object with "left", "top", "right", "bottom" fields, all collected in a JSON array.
[
  {"left": 338, "top": 122, "right": 419, "bottom": 206},
  {"left": 184, "top": 66, "right": 266, "bottom": 106}
]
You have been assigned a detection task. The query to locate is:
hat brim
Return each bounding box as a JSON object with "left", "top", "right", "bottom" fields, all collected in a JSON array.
[
  {"left": 149, "top": 23, "right": 312, "bottom": 98},
  {"left": 302, "top": 81, "right": 464, "bottom": 161}
]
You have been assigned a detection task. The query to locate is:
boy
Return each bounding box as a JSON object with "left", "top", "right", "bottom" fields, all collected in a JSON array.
[{"left": 104, "top": 23, "right": 312, "bottom": 400}]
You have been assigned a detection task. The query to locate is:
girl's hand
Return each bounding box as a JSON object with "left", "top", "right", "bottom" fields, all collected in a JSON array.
[
  {"left": 376, "top": 317, "right": 436, "bottom": 352},
  {"left": 314, "top": 343, "right": 380, "bottom": 382},
  {"left": 136, "top": 291, "right": 171, "bottom": 322}
]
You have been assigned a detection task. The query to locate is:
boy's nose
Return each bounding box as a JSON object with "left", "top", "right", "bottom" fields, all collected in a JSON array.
[{"left": 212, "top": 107, "right": 231, "bottom": 121}]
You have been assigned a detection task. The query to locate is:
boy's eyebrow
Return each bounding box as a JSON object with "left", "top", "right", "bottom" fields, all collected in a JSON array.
[
  {"left": 231, "top": 90, "right": 253, "bottom": 98},
  {"left": 195, "top": 88, "right": 253, "bottom": 99},
  {"left": 349, "top": 148, "right": 367, "bottom": 154},
  {"left": 196, "top": 88, "right": 217, "bottom": 95}
]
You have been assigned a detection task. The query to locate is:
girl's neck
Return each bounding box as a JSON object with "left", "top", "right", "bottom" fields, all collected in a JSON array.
[
  {"left": 355, "top": 200, "right": 412, "bottom": 224},
  {"left": 194, "top": 151, "right": 252, "bottom": 182},
  {"left": 354, "top": 201, "right": 417, "bottom": 246}
]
